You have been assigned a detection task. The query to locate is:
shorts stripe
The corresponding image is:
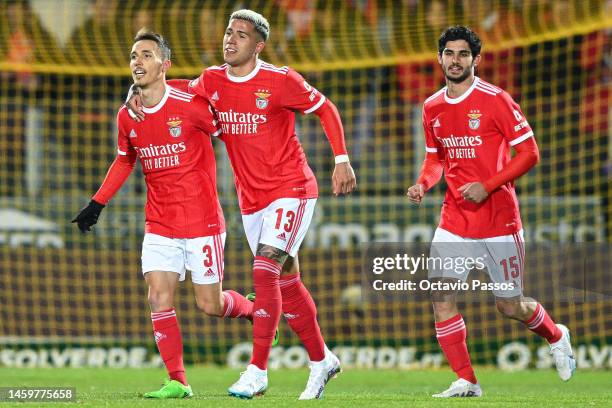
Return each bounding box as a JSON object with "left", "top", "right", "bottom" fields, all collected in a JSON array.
[
  {"left": 214, "top": 234, "right": 224, "bottom": 281},
  {"left": 285, "top": 199, "right": 307, "bottom": 254},
  {"left": 513, "top": 232, "right": 525, "bottom": 287}
]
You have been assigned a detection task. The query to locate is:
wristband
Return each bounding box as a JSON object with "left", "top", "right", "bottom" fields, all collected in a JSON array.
[{"left": 334, "top": 155, "right": 350, "bottom": 164}]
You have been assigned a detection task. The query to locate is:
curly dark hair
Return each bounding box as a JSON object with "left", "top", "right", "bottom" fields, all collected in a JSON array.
[{"left": 438, "top": 26, "right": 482, "bottom": 57}]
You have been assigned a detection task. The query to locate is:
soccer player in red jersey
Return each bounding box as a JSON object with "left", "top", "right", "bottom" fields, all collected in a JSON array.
[
  {"left": 72, "top": 31, "right": 256, "bottom": 399},
  {"left": 127, "top": 9, "right": 356, "bottom": 400},
  {"left": 407, "top": 26, "right": 575, "bottom": 397}
]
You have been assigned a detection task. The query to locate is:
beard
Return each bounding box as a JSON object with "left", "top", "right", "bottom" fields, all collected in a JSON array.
[{"left": 444, "top": 65, "right": 472, "bottom": 83}]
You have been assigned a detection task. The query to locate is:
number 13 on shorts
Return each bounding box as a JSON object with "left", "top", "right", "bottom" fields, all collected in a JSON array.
[
  {"left": 242, "top": 198, "right": 317, "bottom": 257},
  {"left": 275, "top": 208, "right": 296, "bottom": 232}
]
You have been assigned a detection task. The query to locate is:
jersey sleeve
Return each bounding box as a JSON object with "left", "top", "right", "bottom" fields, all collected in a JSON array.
[
  {"left": 422, "top": 105, "right": 443, "bottom": 158},
  {"left": 281, "top": 68, "right": 326, "bottom": 114},
  {"left": 167, "top": 79, "right": 191, "bottom": 93},
  {"left": 191, "top": 95, "right": 221, "bottom": 137},
  {"left": 116, "top": 109, "right": 137, "bottom": 158},
  {"left": 187, "top": 72, "right": 207, "bottom": 98},
  {"left": 494, "top": 91, "right": 534, "bottom": 146},
  {"left": 92, "top": 110, "right": 137, "bottom": 204}
]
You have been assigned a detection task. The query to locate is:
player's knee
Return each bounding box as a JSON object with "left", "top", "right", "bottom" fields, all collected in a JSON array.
[
  {"left": 281, "top": 255, "right": 299, "bottom": 275},
  {"left": 432, "top": 301, "right": 457, "bottom": 320},
  {"left": 148, "top": 288, "right": 174, "bottom": 311},
  {"left": 496, "top": 300, "right": 520, "bottom": 318}
]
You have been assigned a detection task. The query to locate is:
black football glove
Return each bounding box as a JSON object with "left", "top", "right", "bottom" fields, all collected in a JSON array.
[{"left": 71, "top": 200, "right": 105, "bottom": 233}]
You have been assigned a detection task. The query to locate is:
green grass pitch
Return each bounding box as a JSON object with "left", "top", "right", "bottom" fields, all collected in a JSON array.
[{"left": 0, "top": 367, "right": 610, "bottom": 407}]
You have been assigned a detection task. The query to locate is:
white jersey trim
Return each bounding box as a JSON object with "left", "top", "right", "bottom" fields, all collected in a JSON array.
[
  {"left": 168, "top": 94, "right": 192, "bottom": 103},
  {"left": 425, "top": 146, "right": 438, "bottom": 153},
  {"left": 475, "top": 86, "right": 498, "bottom": 96},
  {"left": 509, "top": 130, "right": 534, "bottom": 146},
  {"left": 226, "top": 59, "right": 262, "bottom": 83},
  {"left": 304, "top": 95, "right": 326, "bottom": 114},
  {"left": 444, "top": 77, "right": 480, "bottom": 105},
  {"left": 261, "top": 62, "right": 288, "bottom": 74},
  {"left": 117, "top": 148, "right": 127, "bottom": 156},
  {"left": 424, "top": 87, "right": 446, "bottom": 105},
  {"left": 169, "top": 89, "right": 193, "bottom": 100},
  {"left": 476, "top": 80, "right": 502, "bottom": 93},
  {"left": 142, "top": 85, "right": 170, "bottom": 114}
]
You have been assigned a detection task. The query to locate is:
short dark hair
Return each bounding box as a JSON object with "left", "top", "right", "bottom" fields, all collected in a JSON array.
[
  {"left": 229, "top": 9, "right": 270, "bottom": 41},
  {"left": 133, "top": 30, "right": 171, "bottom": 60},
  {"left": 438, "top": 26, "right": 481, "bottom": 57}
]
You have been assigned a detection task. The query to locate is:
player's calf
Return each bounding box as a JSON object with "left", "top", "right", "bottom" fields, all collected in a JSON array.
[{"left": 495, "top": 298, "right": 535, "bottom": 321}]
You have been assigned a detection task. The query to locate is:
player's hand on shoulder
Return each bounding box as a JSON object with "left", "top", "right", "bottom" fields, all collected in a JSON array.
[
  {"left": 407, "top": 184, "right": 425, "bottom": 204},
  {"left": 458, "top": 182, "right": 489, "bottom": 204},
  {"left": 71, "top": 200, "right": 105, "bottom": 233},
  {"left": 332, "top": 162, "right": 356, "bottom": 196},
  {"left": 125, "top": 84, "right": 145, "bottom": 122}
]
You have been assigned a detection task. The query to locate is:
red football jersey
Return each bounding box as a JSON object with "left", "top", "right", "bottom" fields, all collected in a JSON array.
[
  {"left": 188, "top": 59, "right": 322, "bottom": 214},
  {"left": 423, "top": 77, "right": 535, "bottom": 238},
  {"left": 116, "top": 86, "right": 224, "bottom": 238}
]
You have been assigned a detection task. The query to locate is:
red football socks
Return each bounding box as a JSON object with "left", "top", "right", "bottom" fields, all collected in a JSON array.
[
  {"left": 279, "top": 273, "right": 325, "bottom": 362},
  {"left": 435, "top": 314, "right": 477, "bottom": 384},
  {"left": 222, "top": 290, "right": 254, "bottom": 319},
  {"left": 151, "top": 308, "right": 187, "bottom": 386},
  {"left": 525, "top": 303, "right": 562, "bottom": 343},
  {"left": 250, "top": 256, "right": 282, "bottom": 370}
]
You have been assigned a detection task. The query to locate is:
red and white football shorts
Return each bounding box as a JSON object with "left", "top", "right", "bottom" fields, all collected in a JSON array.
[
  {"left": 141, "top": 232, "right": 226, "bottom": 285},
  {"left": 429, "top": 227, "right": 525, "bottom": 298},
  {"left": 242, "top": 198, "right": 316, "bottom": 257}
]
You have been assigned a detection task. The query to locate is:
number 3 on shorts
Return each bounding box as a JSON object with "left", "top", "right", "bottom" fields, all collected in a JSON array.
[{"left": 202, "top": 244, "right": 213, "bottom": 268}]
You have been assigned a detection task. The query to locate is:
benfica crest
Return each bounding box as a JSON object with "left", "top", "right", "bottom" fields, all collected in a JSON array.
[
  {"left": 167, "top": 118, "right": 182, "bottom": 138},
  {"left": 254, "top": 90, "right": 271, "bottom": 109},
  {"left": 467, "top": 112, "right": 482, "bottom": 130}
]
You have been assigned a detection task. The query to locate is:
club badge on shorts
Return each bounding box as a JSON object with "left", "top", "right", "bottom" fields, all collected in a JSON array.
[
  {"left": 255, "top": 90, "right": 271, "bottom": 109},
  {"left": 167, "top": 117, "right": 182, "bottom": 137},
  {"left": 468, "top": 111, "right": 482, "bottom": 130}
]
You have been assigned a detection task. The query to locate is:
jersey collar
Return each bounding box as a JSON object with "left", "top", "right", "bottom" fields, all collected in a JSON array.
[
  {"left": 142, "top": 84, "right": 170, "bottom": 114},
  {"left": 444, "top": 76, "right": 480, "bottom": 105},
  {"left": 226, "top": 59, "right": 262, "bottom": 83}
]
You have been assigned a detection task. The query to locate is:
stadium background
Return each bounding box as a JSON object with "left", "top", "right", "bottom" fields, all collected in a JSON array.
[{"left": 0, "top": 0, "right": 610, "bottom": 369}]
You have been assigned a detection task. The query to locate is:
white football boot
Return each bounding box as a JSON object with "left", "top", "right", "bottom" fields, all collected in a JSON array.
[
  {"left": 550, "top": 324, "right": 576, "bottom": 381},
  {"left": 298, "top": 348, "right": 342, "bottom": 400},
  {"left": 432, "top": 378, "right": 482, "bottom": 398},
  {"left": 227, "top": 364, "right": 268, "bottom": 399}
]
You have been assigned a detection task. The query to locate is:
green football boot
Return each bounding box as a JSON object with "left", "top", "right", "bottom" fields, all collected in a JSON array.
[
  {"left": 247, "top": 292, "right": 280, "bottom": 347},
  {"left": 143, "top": 379, "right": 193, "bottom": 399}
]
